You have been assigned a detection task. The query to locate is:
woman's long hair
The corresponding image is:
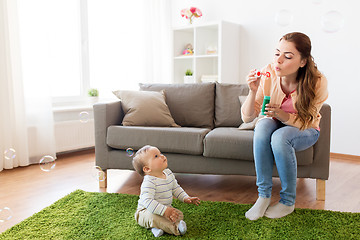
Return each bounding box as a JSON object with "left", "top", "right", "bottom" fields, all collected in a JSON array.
[{"left": 281, "top": 32, "right": 321, "bottom": 130}]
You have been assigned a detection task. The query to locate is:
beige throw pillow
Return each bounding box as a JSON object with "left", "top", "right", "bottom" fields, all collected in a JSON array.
[{"left": 112, "top": 90, "right": 179, "bottom": 127}]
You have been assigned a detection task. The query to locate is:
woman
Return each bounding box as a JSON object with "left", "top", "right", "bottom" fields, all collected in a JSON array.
[{"left": 241, "top": 32, "right": 328, "bottom": 220}]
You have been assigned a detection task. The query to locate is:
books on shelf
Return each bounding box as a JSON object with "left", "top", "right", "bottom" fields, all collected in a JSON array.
[{"left": 201, "top": 75, "right": 218, "bottom": 83}]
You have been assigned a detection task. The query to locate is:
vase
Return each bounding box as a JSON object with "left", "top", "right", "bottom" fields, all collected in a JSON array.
[
  {"left": 184, "top": 76, "right": 195, "bottom": 84},
  {"left": 88, "top": 96, "right": 99, "bottom": 106}
]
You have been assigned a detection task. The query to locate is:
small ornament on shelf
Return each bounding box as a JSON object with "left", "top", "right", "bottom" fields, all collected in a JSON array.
[
  {"left": 206, "top": 46, "right": 217, "bottom": 55},
  {"left": 180, "top": 7, "right": 202, "bottom": 24},
  {"left": 182, "top": 43, "right": 194, "bottom": 56}
]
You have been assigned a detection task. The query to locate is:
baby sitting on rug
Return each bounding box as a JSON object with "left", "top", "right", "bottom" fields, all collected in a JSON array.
[{"left": 133, "top": 145, "right": 200, "bottom": 237}]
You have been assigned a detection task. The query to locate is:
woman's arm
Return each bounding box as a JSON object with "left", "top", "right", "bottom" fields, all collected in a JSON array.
[
  {"left": 241, "top": 69, "right": 264, "bottom": 122},
  {"left": 241, "top": 90, "right": 258, "bottom": 122}
]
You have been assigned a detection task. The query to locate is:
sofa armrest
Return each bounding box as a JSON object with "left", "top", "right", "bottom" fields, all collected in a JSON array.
[
  {"left": 93, "top": 101, "right": 124, "bottom": 170},
  {"left": 311, "top": 103, "right": 331, "bottom": 180}
]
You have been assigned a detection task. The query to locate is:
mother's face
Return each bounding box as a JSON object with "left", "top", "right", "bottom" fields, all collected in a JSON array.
[{"left": 273, "top": 39, "right": 307, "bottom": 78}]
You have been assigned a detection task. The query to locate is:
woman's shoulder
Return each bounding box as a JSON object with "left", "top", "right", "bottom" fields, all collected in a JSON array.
[
  {"left": 316, "top": 73, "right": 328, "bottom": 90},
  {"left": 314, "top": 73, "right": 328, "bottom": 102}
]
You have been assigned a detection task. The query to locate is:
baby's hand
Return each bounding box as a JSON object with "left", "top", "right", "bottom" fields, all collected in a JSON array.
[
  {"left": 184, "top": 196, "right": 200, "bottom": 206},
  {"left": 164, "top": 207, "right": 179, "bottom": 223}
]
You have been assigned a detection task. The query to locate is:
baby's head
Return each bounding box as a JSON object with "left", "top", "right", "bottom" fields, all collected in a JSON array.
[{"left": 132, "top": 145, "right": 168, "bottom": 177}]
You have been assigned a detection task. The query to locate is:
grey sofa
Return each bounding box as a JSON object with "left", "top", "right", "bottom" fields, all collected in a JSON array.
[{"left": 93, "top": 82, "right": 331, "bottom": 200}]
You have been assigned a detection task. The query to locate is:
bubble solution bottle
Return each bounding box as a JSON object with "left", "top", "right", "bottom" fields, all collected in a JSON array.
[
  {"left": 261, "top": 73, "right": 271, "bottom": 115},
  {"left": 261, "top": 96, "right": 271, "bottom": 115}
]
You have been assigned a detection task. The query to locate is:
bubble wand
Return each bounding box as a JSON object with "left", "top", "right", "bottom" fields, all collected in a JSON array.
[{"left": 254, "top": 70, "right": 271, "bottom": 115}]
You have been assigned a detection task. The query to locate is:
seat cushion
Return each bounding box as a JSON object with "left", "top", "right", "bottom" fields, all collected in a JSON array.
[
  {"left": 107, "top": 126, "right": 211, "bottom": 155},
  {"left": 203, "top": 127, "right": 314, "bottom": 165},
  {"left": 203, "top": 127, "right": 254, "bottom": 161},
  {"left": 214, "top": 83, "right": 249, "bottom": 127},
  {"left": 139, "top": 83, "right": 215, "bottom": 128}
]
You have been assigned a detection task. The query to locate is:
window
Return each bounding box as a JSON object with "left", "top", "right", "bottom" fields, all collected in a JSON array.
[
  {"left": 18, "top": 0, "right": 82, "bottom": 100},
  {"left": 18, "top": 0, "right": 145, "bottom": 105},
  {"left": 87, "top": 0, "right": 145, "bottom": 97}
]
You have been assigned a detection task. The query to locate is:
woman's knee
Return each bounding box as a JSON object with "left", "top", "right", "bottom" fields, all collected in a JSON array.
[
  {"left": 254, "top": 118, "right": 278, "bottom": 140},
  {"left": 270, "top": 127, "right": 297, "bottom": 152}
]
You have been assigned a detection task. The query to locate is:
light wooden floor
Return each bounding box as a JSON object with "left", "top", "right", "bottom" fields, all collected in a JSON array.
[{"left": 1, "top": 149, "right": 360, "bottom": 233}]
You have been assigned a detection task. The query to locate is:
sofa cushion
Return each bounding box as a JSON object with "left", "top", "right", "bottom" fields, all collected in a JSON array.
[
  {"left": 139, "top": 83, "right": 215, "bottom": 128},
  {"left": 112, "top": 90, "right": 179, "bottom": 127},
  {"left": 215, "top": 83, "right": 249, "bottom": 127},
  {"left": 203, "top": 127, "right": 254, "bottom": 161},
  {"left": 203, "top": 127, "right": 314, "bottom": 165},
  {"left": 107, "top": 126, "right": 211, "bottom": 155}
]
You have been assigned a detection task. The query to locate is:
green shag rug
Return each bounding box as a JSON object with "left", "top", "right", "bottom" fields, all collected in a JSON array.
[{"left": 1, "top": 190, "right": 359, "bottom": 240}]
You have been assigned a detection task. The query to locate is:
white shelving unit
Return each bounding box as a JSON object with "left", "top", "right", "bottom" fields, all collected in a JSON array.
[{"left": 173, "top": 21, "right": 241, "bottom": 84}]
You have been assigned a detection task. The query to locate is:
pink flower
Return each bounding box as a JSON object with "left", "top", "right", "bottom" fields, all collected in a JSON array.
[
  {"left": 185, "top": 9, "right": 192, "bottom": 18},
  {"left": 181, "top": 7, "right": 202, "bottom": 24},
  {"left": 195, "top": 8, "right": 202, "bottom": 17},
  {"left": 180, "top": 9, "right": 186, "bottom": 17}
]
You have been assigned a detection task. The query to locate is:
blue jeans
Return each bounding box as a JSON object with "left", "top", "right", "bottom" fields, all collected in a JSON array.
[{"left": 253, "top": 118, "right": 320, "bottom": 206}]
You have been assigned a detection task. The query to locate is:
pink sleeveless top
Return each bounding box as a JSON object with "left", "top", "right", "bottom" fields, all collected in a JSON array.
[{"left": 280, "top": 90, "right": 297, "bottom": 114}]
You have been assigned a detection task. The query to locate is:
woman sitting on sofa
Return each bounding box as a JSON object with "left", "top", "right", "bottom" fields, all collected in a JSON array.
[{"left": 241, "top": 32, "right": 328, "bottom": 220}]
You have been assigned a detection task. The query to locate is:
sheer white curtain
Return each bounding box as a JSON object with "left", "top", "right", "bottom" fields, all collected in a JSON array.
[
  {"left": 17, "top": 0, "right": 56, "bottom": 164},
  {"left": 0, "top": 0, "right": 56, "bottom": 171},
  {"left": 0, "top": 0, "right": 29, "bottom": 170},
  {"left": 142, "top": 0, "right": 173, "bottom": 84}
]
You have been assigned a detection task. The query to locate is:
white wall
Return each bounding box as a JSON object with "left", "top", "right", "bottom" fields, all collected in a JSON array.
[{"left": 171, "top": 0, "right": 360, "bottom": 156}]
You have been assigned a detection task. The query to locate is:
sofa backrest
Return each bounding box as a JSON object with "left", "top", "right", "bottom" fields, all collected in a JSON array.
[
  {"left": 214, "top": 82, "right": 249, "bottom": 127},
  {"left": 139, "top": 83, "right": 215, "bottom": 128}
]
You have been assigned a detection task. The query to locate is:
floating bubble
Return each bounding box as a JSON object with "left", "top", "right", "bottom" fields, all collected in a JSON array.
[
  {"left": 0, "top": 207, "right": 13, "bottom": 223},
  {"left": 275, "top": 9, "right": 293, "bottom": 27},
  {"left": 126, "top": 148, "right": 134, "bottom": 157},
  {"left": 4, "top": 148, "right": 16, "bottom": 160},
  {"left": 79, "top": 111, "right": 90, "bottom": 123},
  {"left": 39, "top": 155, "right": 56, "bottom": 172},
  {"left": 321, "top": 11, "right": 344, "bottom": 33},
  {"left": 92, "top": 166, "right": 106, "bottom": 182}
]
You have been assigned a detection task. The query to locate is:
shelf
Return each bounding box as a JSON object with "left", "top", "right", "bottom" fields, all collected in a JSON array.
[
  {"left": 174, "top": 54, "right": 217, "bottom": 60},
  {"left": 195, "top": 54, "right": 218, "bottom": 58},
  {"left": 173, "top": 21, "right": 241, "bottom": 84},
  {"left": 174, "top": 55, "right": 194, "bottom": 60}
]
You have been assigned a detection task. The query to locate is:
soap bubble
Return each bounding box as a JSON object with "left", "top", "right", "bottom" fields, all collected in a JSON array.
[
  {"left": 39, "top": 155, "right": 56, "bottom": 172},
  {"left": 321, "top": 11, "right": 344, "bottom": 33},
  {"left": 79, "top": 111, "right": 90, "bottom": 123},
  {"left": 92, "top": 166, "right": 106, "bottom": 182},
  {"left": 126, "top": 148, "right": 134, "bottom": 157},
  {"left": 275, "top": 9, "right": 293, "bottom": 27},
  {"left": 0, "top": 207, "right": 13, "bottom": 223},
  {"left": 4, "top": 148, "right": 16, "bottom": 160}
]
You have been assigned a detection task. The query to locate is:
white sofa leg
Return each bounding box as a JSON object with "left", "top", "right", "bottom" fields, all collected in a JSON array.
[
  {"left": 316, "top": 179, "right": 325, "bottom": 201},
  {"left": 99, "top": 169, "right": 107, "bottom": 188}
]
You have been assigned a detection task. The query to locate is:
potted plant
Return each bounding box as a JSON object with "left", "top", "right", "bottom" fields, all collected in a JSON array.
[
  {"left": 184, "top": 69, "right": 195, "bottom": 83},
  {"left": 87, "top": 88, "right": 99, "bottom": 105}
]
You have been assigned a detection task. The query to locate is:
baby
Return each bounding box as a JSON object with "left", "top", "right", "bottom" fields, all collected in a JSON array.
[{"left": 133, "top": 145, "right": 200, "bottom": 237}]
